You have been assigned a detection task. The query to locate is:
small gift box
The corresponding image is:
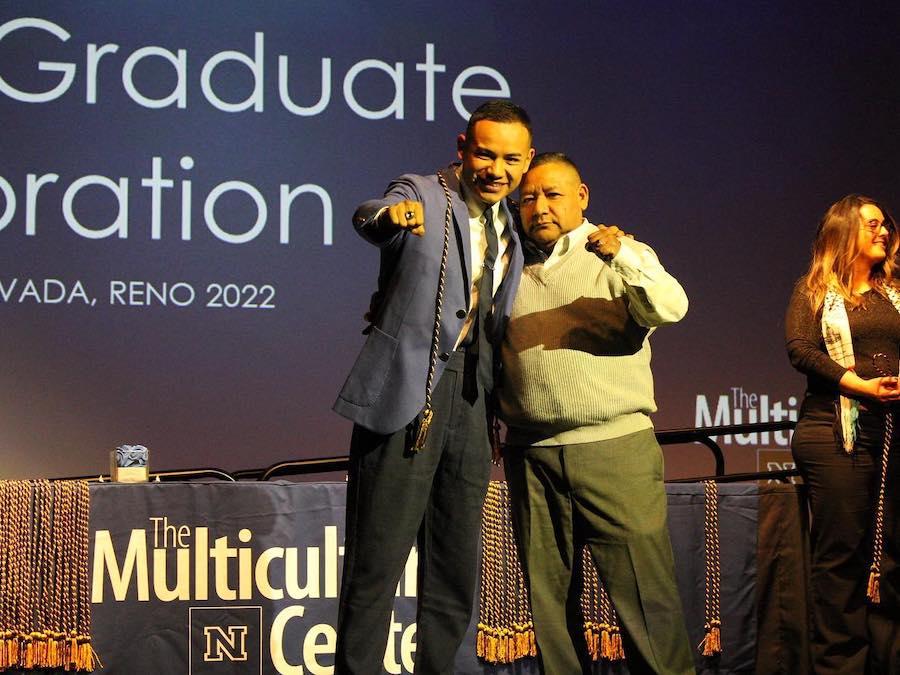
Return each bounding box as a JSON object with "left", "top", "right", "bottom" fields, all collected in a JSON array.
[{"left": 110, "top": 444, "right": 149, "bottom": 483}]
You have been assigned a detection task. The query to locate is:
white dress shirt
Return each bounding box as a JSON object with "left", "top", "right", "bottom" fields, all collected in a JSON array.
[{"left": 454, "top": 192, "right": 511, "bottom": 348}]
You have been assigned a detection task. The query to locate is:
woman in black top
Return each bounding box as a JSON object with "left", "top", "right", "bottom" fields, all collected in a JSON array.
[{"left": 786, "top": 194, "right": 900, "bottom": 673}]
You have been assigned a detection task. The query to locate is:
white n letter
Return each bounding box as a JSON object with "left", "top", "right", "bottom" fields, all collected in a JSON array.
[
  {"left": 0, "top": 175, "right": 15, "bottom": 232},
  {"left": 280, "top": 184, "right": 332, "bottom": 245}
]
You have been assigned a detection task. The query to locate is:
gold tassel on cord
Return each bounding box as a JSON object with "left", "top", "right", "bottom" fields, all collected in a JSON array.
[
  {"left": 599, "top": 624, "right": 610, "bottom": 660},
  {"left": 21, "top": 633, "right": 34, "bottom": 669},
  {"left": 583, "top": 621, "right": 597, "bottom": 660},
  {"left": 10, "top": 635, "right": 20, "bottom": 668},
  {"left": 476, "top": 482, "right": 536, "bottom": 664},
  {"left": 473, "top": 482, "right": 726, "bottom": 665},
  {"left": 701, "top": 620, "right": 722, "bottom": 657},
  {"left": 866, "top": 408, "right": 890, "bottom": 605},
  {"left": 413, "top": 407, "right": 434, "bottom": 451},
  {"left": 866, "top": 363, "right": 892, "bottom": 606},
  {"left": 609, "top": 628, "right": 625, "bottom": 661},
  {"left": 30, "top": 632, "right": 47, "bottom": 668},
  {"left": 580, "top": 545, "right": 625, "bottom": 662},
  {"left": 477, "top": 482, "right": 635, "bottom": 665},
  {"left": 867, "top": 568, "right": 881, "bottom": 603},
  {"left": 698, "top": 480, "right": 723, "bottom": 657}
]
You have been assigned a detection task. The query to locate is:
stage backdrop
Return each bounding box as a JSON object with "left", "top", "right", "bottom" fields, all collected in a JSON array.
[{"left": 2, "top": 1, "right": 899, "bottom": 479}]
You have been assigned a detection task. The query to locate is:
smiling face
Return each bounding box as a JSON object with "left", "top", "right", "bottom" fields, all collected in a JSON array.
[
  {"left": 519, "top": 161, "right": 589, "bottom": 251},
  {"left": 457, "top": 120, "right": 534, "bottom": 207},
  {"left": 857, "top": 202, "right": 890, "bottom": 268}
]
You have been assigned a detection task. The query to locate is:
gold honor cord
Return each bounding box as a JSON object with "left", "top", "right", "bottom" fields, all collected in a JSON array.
[
  {"left": 0, "top": 480, "right": 97, "bottom": 672},
  {"left": 412, "top": 171, "right": 453, "bottom": 451},
  {"left": 477, "top": 479, "right": 729, "bottom": 664},
  {"left": 476, "top": 481, "right": 535, "bottom": 663},
  {"left": 700, "top": 479, "right": 722, "bottom": 657},
  {"left": 580, "top": 546, "right": 624, "bottom": 662},
  {"left": 867, "top": 353, "right": 894, "bottom": 603}
]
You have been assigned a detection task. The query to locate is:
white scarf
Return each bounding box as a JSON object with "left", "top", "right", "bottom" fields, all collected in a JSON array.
[{"left": 822, "top": 285, "right": 900, "bottom": 452}]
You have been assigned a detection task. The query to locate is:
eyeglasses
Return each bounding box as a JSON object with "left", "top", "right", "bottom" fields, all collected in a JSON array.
[{"left": 861, "top": 220, "right": 893, "bottom": 234}]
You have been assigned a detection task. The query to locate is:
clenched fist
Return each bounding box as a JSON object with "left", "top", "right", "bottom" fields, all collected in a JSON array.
[
  {"left": 380, "top": 200, "right": 426, "bottom": 237},
  {"left": 586, "top": 224, "right": 631, "bottom": 260}
]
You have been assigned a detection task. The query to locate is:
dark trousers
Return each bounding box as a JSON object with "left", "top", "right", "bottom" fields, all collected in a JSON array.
[
  {"left": 504, "top": 429, "right": 694, "bottom": 675},
  {"left": 792, "top": 399, "right": 900, "bottom": 675},
  {"left": 335, "top": 351, "right": 492, "bottom": 674}
]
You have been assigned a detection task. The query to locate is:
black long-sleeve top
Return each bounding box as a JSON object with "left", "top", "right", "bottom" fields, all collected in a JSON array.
[{"left": 785, "top": 280, "right": 900, "bottom": 398}]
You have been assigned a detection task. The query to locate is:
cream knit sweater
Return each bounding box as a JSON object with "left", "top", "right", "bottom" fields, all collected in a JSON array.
[{"left": 499, "top": 220, "right": 688, "bottom": 446}]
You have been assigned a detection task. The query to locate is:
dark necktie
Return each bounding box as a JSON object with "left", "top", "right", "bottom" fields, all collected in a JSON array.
[{"left": 475, "top": 207, "right": 499, "bottom": 388}]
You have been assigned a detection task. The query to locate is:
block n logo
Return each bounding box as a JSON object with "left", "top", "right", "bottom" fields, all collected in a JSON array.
[
  {"left": 203, "top": 625, "right": 249, "bottom": 662},
  {"left": 189, "top": 606, "right": 262, "bottom": 674}
]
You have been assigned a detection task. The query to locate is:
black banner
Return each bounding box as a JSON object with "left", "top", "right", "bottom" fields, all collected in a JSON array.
[{"left": 70, "top": 481, "right": 808, "bottom": 674}]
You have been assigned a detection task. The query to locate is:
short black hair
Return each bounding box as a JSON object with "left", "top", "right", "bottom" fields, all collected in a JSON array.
[
  {"left": 528, "top": 152, "right": 581, "bottom": 180},
  {"left": 464, "top": 100, "right": 532, "bottom": 144}
]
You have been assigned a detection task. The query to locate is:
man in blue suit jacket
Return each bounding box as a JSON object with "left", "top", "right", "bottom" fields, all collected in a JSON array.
[{"left": 333, "top": 100, "right": 534, "bottom": 674}]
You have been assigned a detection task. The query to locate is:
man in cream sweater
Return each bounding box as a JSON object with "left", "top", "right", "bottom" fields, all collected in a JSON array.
[{"left": 498, "top": 153, "right": 694, "bottom": 674}]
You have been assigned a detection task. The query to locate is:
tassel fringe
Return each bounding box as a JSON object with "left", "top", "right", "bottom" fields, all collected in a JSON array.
[
  {"left": 868, "top": 569, "right": 881, "bottom": 604},
  {"left": 0, "top": 480, "right": 96, "bottom": 672}
]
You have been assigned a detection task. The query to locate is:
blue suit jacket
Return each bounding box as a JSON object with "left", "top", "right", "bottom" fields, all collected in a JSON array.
[{"left": 333, "top": 165, "right": 524, "bottom": 434}]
